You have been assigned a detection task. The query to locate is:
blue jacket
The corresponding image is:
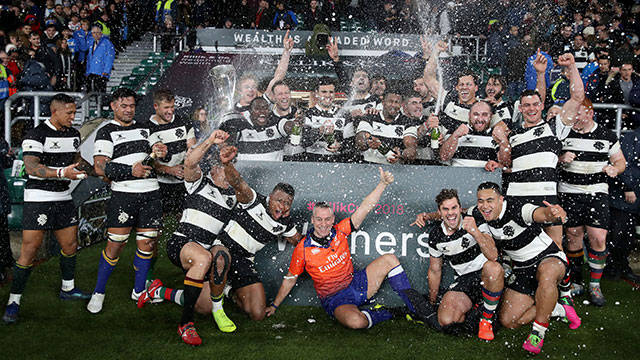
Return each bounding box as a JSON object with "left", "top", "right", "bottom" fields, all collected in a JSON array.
[
  {"left": 609, "top": 128, "right": 640, "bottom": 214},
  {"left": 525, "top": 51, "right": 552, "bottom": 90},
  {"left": 273, "top": 9, "right": 298, "bottom": 29},
  {"left": 86, "top": 36, "right": 115, "bottom": 78},
  {"left": 73, "top": 28, "right": 91, "bottom": 63}
]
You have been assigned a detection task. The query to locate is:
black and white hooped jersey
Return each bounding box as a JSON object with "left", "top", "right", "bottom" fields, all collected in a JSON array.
[
  {"left": 93, "top": 120, "right": 159, "bottom": 193},
  {"left": 174, "top": 173, "right": 237, "bottom": 249},
  {"left": 357, "top": 112, "right": 417, "bottom": 164},
  {"left": 507, "top": 117, "right": 571, "bottom": 198},
  {"left": 274, "top": 106, "right": 303, "bottom": 157},
  {"left": 441, "top": 100, "right": 503, "bottom": 133},
  {"left": 483, "top": 199, "right": 556, "bottom": 268},
  {"left": 493, "top": 99, "right": 516, "bottom": 126},
  {"left": 343, "top": 94, "right": 380, "bottom": 113},
  {"left": 219, "top": 114, "right": 288, "bottom": 162},
  {"left": 219, "top": 190, "right": 297, "bottom": 260},
  {"left": 147, "top": 115, "right": 195, "bottom": 184},
  {"left": 428, "top": 215, "right": 488, "bottom": 277},
  {"left": 21, "top": 120, "right": 80, "bottom": 202},
  {"left": 443, "top": 124, "right": 498, "bottom": 167},
  {"left": 559, "top": 123, "right": 620, "bottom": 194},
  {"left": 304, "top": 105, "right": 352, "bottom": 157}
]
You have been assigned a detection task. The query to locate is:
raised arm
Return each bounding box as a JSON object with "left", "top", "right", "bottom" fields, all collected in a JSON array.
[
  {"left": 423, "top": 39, "right": 448, "bottom": 95},
  {"left": 265, "top": 30, "right": 294, "bottom": 102},
  {"left": 183, "top": 130, "right": 229, "bottom": 182},
  {"left": 220, "top": 145, "right": 254, "bottom": 204},
  {"left": 350, "top": 167, "right": 394, "bottom": 229},
  {"left": 557, "top": 53, "right": 585, "bottom": 126},
  {"left": 532, "top": 49, "right": 548, "bottom": 102}
]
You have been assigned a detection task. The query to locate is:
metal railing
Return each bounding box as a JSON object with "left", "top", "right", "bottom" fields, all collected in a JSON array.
[
  {"left": 592, "top": 103, "right": 638, "bottom": 138},
  {"left": 4, "top": 91, "right": 109, "bottom": 144}
]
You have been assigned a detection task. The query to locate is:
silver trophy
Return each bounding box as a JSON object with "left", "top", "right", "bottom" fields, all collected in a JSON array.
[{"left": 209, "top": 64, "right": 236, "bottom": 114}]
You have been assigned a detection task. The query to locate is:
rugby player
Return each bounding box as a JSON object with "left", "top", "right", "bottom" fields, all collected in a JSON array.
[
  {"left": 87, "top": 88, "right": 168, "bottom": 313},
  {"left": 3, "top": 94, "right": 94, "bottom": 324},
  {"left": 475, "top": 182, "right": 581, "bottom": 355}
]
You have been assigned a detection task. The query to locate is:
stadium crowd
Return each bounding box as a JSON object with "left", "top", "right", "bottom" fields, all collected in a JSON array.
[{"left": 0, "top": 0, "right": 640, "bottom": 356}]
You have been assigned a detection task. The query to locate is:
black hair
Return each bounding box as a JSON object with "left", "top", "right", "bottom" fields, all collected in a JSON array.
[
  {"left": 111, "top": 87, "right": 137, "bottom": 102},
  {"left": 519, "top": 89, "right": 542, "bottom": 102},
  {"left": 314, "top": 76, "right": 335, "bottom": 91},
  {"left": 152, "top": 88, "right": 174, "bottom": 104},
  {"left": 477, "top": 182, "right": 502, "bottom": 196},
  {"left": 456, "top": 69, "right": 479, "bottom": 86},
  {"left": 273, "top": 182, "right": 295, "bottom": 197},
  {"left": 51, "top": 93, "right": 76, "bottom": 105}
]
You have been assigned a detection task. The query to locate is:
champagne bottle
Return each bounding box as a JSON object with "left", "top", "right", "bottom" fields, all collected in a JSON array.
[
  {"left": 142, "top": 152, "right": 157, "bottom": 167},
  {"left": 324, "top": 132, "right": 335, "bottom": 147},
  {"left": 290, "top": 122, "right": 302, "bottom": 146},
  {"left": 377, "top": 141, "right": 396, "bottom": 160},
  {"left": 430, "top": 127, "right": 441, "bottom": 149}
]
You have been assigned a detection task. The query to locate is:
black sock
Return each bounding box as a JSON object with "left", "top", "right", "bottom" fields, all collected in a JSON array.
[{"left": 180, "top": 277, "right": 203, "bottom": 326}]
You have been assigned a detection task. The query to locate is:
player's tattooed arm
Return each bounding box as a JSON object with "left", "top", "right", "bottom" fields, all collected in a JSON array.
[{"left": 23, "top": 155, "right": 57, "bottom": 178}]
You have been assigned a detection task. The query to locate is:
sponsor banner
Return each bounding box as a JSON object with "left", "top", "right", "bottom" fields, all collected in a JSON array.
[
  {"left": 232, "top": 161, "right": 501, "bottom": 307},
  {"left": 197, "top": 29, "right": 424, "bottom": 52}
]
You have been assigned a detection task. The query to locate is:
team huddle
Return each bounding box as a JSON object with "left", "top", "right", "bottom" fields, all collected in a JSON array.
[{"left": 1, "top": 36, "right": 630, "bottom": 356}]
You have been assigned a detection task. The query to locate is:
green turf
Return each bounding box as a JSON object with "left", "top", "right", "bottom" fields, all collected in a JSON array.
[{"left": 0, "top": 240, "right": 639, "bottom": 360}]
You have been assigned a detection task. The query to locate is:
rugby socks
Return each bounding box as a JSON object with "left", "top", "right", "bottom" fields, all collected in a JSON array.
[
  {"left": 145, "top": 256, "right": 157, "bottom": 284},
  {"left": 480, "top": 288, "right": 502, "bottom": 322},
  {"left": 94, "top": 250, "right": 118, "bottom": 294},
  {"left": 551, "top": 302, "right": 566, "bottom": 318},
  {"left": 532, "top": 320, "right": 549, "bottom": 339},
  {"left": 387, "top": 265, "right": 416, "bottom": 313},
  {"left": 59, "top": 250, "right": 76, "bottom": 291},
  {"left": 153, "top": 286, "right": 184, "bottom": 306},
  {"left": 7, "top": 263, "right": 32, "bottom": 304},
  {"left": 181, "top": 277, "right": 203, "bottom": 326},
  {"left": 133, "top": 249, "right": 153, "bottom": 294},
  {"left": 212, "top": 293, "right": 224, "bottom": 312},
  {"left": 361, "top": 309, "right": 393, "bottom": 328},
  {"left": 566, "top": 249, "right": 584, "bottom": 283},
  {"left": 559, "top": 273, "right": 572, "bottom": 299},
  {"left": 588, "top": 248, "right": 608, "bottom": 286}
]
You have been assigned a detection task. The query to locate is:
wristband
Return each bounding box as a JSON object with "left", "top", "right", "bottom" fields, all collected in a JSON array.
[
  {"left": 270, "top": 303, "right": 278, "bottom": 310},
  {"left": 57, "top": 168, "right": 63, "bottom": 178}
]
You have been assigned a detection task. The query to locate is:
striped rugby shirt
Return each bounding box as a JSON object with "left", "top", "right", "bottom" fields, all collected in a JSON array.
[
  {"left": 480, "top": 199, "right": 560, "bottom": 268},
  {"left": 303, "top": 105, "right": 352, "bottom": 157},
  {"left": 219, "top": 112, "right": 289, "bottom": 162},
  {"left": 174, "top": 173, "right": 237, "bottom": 249},
  {"left": 442, "top": 123, "right": 498, "bottom": 168},
  {"left": 428, "top": 215, "right": 489, "bottom": 277},
  {"left": 507, "top": 116, "right": 571, "bottom": 198},
  {"left": 147, "top": 114, "right": 195, "bottom": 184},
  {"left": 21, "top": 120, "right": 80, "bottom": 202},
  {"left": 357, "top": 112, "right": 417, "bottom": 164},
  {"left": 93, "top": 120, "right": 160, "bottom": 193},
  {"left": 559, "top": 123, "right": 620, "bottom": 194},
  {"left": 219, "top": 189, "right": 297, "bottom": 260}
]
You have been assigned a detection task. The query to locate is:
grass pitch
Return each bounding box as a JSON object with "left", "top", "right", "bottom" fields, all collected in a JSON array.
[{"left": 0, "top": 240, "right": 639, "bottom": 360}]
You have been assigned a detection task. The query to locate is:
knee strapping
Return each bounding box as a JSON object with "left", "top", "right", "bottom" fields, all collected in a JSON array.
[
  {"left": 212, "top": 250, "right": 230, "bottom": 285},
  {"left": 136, "top": 231, "right": 158, "bottom": 242},
  {"left": 108, "top": 232, "right": 129, "bottom": 243}
]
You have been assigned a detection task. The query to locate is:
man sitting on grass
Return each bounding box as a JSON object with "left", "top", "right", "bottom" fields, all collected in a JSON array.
[{"left": 266, "top": 167, "right": 429, "bottom": 328}]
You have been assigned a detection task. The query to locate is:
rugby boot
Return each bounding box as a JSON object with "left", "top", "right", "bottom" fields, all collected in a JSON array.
[
  {"left": 213, "top": 308, "right": 236, "bottom": 333},
  {"left": 559, "top": 296, "right": 581, "bottom": 329},
  {"left": 137, "top": 279, "right": 163, "bottom": 308},
  {"left": 570, "top": 282, "right": 584, "bottom": 297},
  {"left": 2, "top": 302, "right": 19, "bottom": 324},
  {"left": 522, "top": 333, "right": 544, "bottom": 355},
  {"left": 59, "top": 288, "right": 91, "bottom": 301},
  {"left": 478, "top": 319, "right": 494, "bottom": 341},
  {"left": 178, "top": 322, "right": 202, "bottom": 346},
  {"left": 589, "top": 284, "right": 605, "bottom": 306},
  {"left": 87, "top": 293, "right": 105, "bottom": 313}
]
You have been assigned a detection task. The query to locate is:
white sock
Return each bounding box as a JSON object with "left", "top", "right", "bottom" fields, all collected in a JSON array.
[
  {"left": 212, "top": 297, "right": 223, "bottom": 312},
  {"left": 8, "top": 293, "right": 21, "bottom": 305},
  {"left": 61, "top": 279, "right": 75, "bottom": 292},
  {"left": 551, "top": 302, "right": 566, "bottom": 318}
]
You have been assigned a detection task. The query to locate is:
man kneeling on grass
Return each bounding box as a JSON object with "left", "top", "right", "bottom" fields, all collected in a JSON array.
[{"left": 266, "top": 167, "right": 429, "bottom": 328}]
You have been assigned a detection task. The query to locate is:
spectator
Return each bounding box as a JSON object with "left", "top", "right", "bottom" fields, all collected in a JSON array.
[
  {"left": 572, "top": 33, "right": 595, "bottom": 72},
  {"left": 524, "top": 43, "right": 553, "bottom": 91},
  {"left": 85, "top": 24, "right": 114, "bottom": 93},
  {"left": 506, "top": 34, "right": 535, "bottom": 100},
  {"left": 73, "top": 19, "right": 91, "bottom": 91},
  {"left": 253, "top": 0, "right": 273, "bottom": 29},
  {"left": 191, "top": 106, "right": 210, "bottom": 141},
  {"left": 42, "top": 23, "right": 60, "bottom": 48},
  {"left": 585, "top": 55, "right": 624, "bottom": 129},
  {"left": 27, "top": 32, "right": 59, "bottom": 86},
  {"left": 617, "top": 62, "right": 640, "bottom": 128},
  {"left": 191, "top": 0, "right": 213, "bottom": 28},
  {"left": 54, "top": 38, "right": 73, "bottom": 91},
  {"left": 233, "top": 0, "right": 254, "bottom": 29},
  {"left": 301, "top": 0, "right": 327, "bottom": 31},
  {"left": 272, "top": 1, "right": 298, "bottom": 30}
]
